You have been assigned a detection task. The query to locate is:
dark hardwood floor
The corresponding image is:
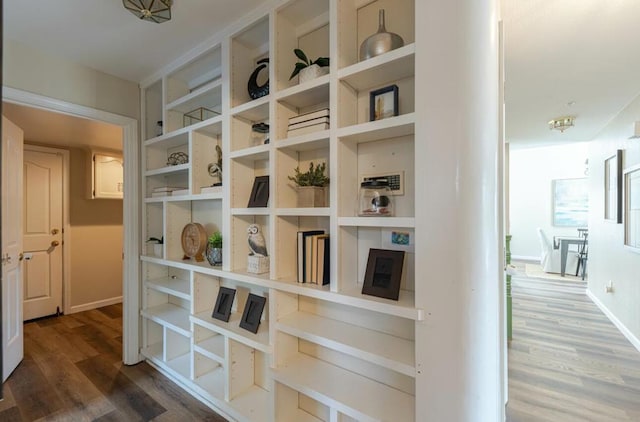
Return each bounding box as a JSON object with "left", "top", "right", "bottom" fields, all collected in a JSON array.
[
  {"left": 507, "top": 271, "right": 640, "bottom": 421},
  {"left": 0, "top": 304, "right": 227, "bottom": 421}
]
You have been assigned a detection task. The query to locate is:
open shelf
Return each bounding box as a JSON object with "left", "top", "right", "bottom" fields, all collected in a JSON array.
[
  {"left": 275, "top": 208, "right": 331, "bottom": 217},
  {"left": 145, "top": 163, "right": 189, "bottom": 177},
  {"left": 191, "top": 311, "right": 271, "bottom": 353},
  {"left": 276, "top": 76, "right": 330, "bottom": 110},
  {"left": 194, "top": 335, "right": 225, "bottom": 364},
  {"left": 273, "top": 354, "right": 415, "bottom": 422},
  {"left": 337, "top": 113, "right": 415, "bottom": 142},
  {"left": 145, "top": 277, "right": 190, "bottom": 300},
  {"left": 141, "top": 343, "right": 191, "bottom": 380},
  {"left": 338, "top": 217, "right": 415, "bottom": 228},
  {"left": 338, "top": 44, "right": 415, "bottom": 92},
  {"left": 277, "top": 311, "right": 415, "bottom": 377},
  {"left": 141, "top": 303, "right": 191, "bottom": 337},
  {"left": 276, "top": 131, "right": 329, "bottom": 150}
]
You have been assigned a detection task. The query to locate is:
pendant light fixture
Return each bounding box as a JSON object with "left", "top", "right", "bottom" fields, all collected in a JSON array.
[{"left": 123, "top": 0, "right": 172, "bottom": 23}]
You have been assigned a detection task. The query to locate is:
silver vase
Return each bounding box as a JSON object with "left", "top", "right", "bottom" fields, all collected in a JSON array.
[{"left": 359, "top": 9, "right": 404, "bottom": 61}]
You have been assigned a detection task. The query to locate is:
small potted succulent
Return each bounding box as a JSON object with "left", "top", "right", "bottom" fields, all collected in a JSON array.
[
  {"left": 146, "top": 236, "right": 163, "bottom": 258},
  {"left": 288, "top": 162, "right": 329, "bottom": 207},
  {"left": 206, "top": 231, "right": 222, "bottom": 266},
  {"left": 289, "top": 49, "right": 330, "bottom": 83}
]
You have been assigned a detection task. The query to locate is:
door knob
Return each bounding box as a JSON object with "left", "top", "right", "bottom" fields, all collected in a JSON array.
[
  {"left": 19, "top": 253, "right": 24, "bottom": 261},
  {"left": 51, "top": 240, "right": 60, "bottom": 247},
  {"left": 51, "top": 228, "right": 59, "bottom": 235}
]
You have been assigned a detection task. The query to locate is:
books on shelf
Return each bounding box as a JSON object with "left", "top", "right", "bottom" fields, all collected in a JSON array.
[
  {"left": 150, "top": 186, "right": 187, "bottom": 197},
  {"left": 287, "top": 108, "right": 330, "bottom": 138},
  {"left": 288, "top": 108, "right": 329, "bottom": 125},
  {"left": 296, "top": 230, "right": 329, "bottom": 285}
]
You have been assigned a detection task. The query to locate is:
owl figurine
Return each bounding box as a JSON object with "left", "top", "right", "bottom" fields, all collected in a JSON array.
[{"left": 247, "top": 224, "right": 268, "bottom": 257}]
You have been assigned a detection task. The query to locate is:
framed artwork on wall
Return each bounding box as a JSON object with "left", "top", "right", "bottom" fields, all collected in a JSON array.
[
  {"left": 624, "top": 164, "right": 640, "bottom": 251},
  {"left": 552, "top": 178, "right": 588, "bottom": 227},
  {"left": 604, "top": 150, "right": 623, "bottom": 223}
]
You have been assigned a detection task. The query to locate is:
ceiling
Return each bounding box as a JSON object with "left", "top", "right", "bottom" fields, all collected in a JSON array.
[{"left": 4, "top": 0, "right": 640, "bottom": 146}]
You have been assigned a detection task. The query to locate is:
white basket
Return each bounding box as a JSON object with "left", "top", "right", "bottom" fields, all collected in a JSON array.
[{"left": 247, "top": 255, "right": 270, "bottom": 274}]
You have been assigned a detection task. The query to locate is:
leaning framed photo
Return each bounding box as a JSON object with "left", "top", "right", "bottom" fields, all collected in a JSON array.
[
  {"left": 211, "top": 287, "right": 236, "bottom": 322},
  {"left": 247, "top": 175, "right": 269, "bottom": 207},
  {"left": 369, "top": 85, "right": 399, "bottom": 121},
  {"left": 624, "top": 164, "right": 640, "bottom": 251},
  {"left": 605, "top": 149, "right": 623, "bottom": 223},
  {"left": 361, "top": 248, "right": 405, "bottom": 301},
  {"left": 239, "top": 293, "right": 267, "bottom": 333}
]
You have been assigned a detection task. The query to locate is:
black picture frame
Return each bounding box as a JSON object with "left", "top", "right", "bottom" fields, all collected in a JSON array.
[
  {"left": 369, "top": 84, "right": 399, "bottom": 121},
  {"left": 247, "top": 176, "right": 269, "bottom": 207},
  {"left": 362, "top": 249, "right": 405, "bottom": 301},
  {"left": 211, "top": 287, "right": 236, "bottom": 322},
  {"left": 239, "top": 293, "right": 266, "bottom": 333},
  {"left": 605, "top": 149, "right": 623, "bottom": 224}
]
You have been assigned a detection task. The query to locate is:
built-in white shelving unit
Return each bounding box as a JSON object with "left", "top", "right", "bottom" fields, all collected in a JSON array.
[{"left": 139, "top": 0, "right": 418, "bottom": 420}]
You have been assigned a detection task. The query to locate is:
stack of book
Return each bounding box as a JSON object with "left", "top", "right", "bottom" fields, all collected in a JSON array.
[
  {"left": 296, "top": 230, "right": 330, "bottom": 285},
  {"left": 287, "top": 108, "right": 329, "bottom": 137},
  {"left": 151, "top": 186, "right": 187, "bottom": 197}
]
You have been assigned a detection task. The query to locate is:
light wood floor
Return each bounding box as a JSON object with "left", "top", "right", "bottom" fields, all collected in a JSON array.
[
  {"left": 506, "top": 272, "right": 640, "bottom": 421},
  {"left": 0, "top": 304, "right": 227, "bottom": 421}
]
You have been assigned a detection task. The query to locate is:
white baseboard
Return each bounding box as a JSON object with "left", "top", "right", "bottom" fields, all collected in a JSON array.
[
  {"left": 586, "top": 289, "right": 640, "bottom": 353},
  {"left": 511, "top": 255, "right": 539, "bottom": 262},
  {"left": 67, "top": 296, "right": 123, "bottom": 314}
]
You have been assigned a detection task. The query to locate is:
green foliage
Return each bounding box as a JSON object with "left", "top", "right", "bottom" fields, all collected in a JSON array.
[
  {"left": 208, "top": 232, "right": 222, "bottom": 248},
  {"left": 146, "top": 236, "right": 163, "bottom": 244},
  {"left": 289, "top": 48, "right": 330, "bottom": 80},
  {"left": 288, "top": 162, "right": 329, "bottom": 187}
]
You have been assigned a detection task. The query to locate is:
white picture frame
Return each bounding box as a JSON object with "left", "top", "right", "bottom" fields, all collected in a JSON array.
[{"left": 624, "top": 164, "right": 640, "bottom": 251}]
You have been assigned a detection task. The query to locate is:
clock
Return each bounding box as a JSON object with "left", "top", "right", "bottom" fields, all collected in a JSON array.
[{"left": 181, "top": 222, "right": 207, "bottom": 262}]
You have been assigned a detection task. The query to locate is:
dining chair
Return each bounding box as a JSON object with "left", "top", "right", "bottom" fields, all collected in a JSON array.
[{"left": 575, "top": 232, "right": 588, "bottom": 280}]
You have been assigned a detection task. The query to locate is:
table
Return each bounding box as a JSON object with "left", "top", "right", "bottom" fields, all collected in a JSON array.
[{"left": 555, "top": 236, "right": 585, "bottom": 276}]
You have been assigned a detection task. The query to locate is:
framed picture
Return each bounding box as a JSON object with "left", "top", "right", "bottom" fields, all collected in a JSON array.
[
  {"left": 247, "top": 176, "right": 269, "bottom": 207},
  {"left": 369, "top": 85, "right": 399, "bottom": 121},
  {"left": 605, "top": 150, "right": 623, "bottom": 223},
  {"left": 239, "top": 293, "right": 267, "bottom": 333},
  {"left": 624, "top": 164, "right": 640, "bottom": 251},
  {"left": 552, "top": 178, "right": 588, "bottom": 227},
  {"left": 211, "top": 287, "right": 236, "bottom": 322},
  {"left": 361, "top": 248, "right": 405, "bottom": 301}
]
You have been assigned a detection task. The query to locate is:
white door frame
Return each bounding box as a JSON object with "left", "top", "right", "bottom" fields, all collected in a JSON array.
[
  {"left": 23, "top": 144, "right": 69, "bottom": 318},
  {"left": 3, "top": 87, "right": 141, "bottom": 365}
]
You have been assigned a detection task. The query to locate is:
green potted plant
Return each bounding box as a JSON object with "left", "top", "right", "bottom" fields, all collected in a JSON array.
[
  {"left": 206, "top": 231, "right": 222, "bottom": 266},
  {"left": 288, "top": 162, "right": 329, "bottom": 207},
  {"left": 289, "top": 49, "right": 330, "bottom": 83},
  {"left": 146, "top": 236, "right": 163, "bottom": 258}
]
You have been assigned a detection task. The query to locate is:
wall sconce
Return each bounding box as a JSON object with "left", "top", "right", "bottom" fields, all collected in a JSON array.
[{"left": 548, "top": 116, "right": 575, "bottom": 132}]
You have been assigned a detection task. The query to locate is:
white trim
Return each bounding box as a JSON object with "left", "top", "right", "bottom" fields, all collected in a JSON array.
[
  {"left": 3, "top": 87, "right": 141, "bottom": 365},
  {"left": 23, "top": 144, "right": 70, "bottom": 317},
  {"left": 67, "top": 296, "right": 123, "bottom": 315},
  {"left": 586, "top": 289, "right": 640, "bottom": 353}
]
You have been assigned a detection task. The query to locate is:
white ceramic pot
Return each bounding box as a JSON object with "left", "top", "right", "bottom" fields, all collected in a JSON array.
[{"left": 299, "top": 64, "right": 329, "bottom": 83}]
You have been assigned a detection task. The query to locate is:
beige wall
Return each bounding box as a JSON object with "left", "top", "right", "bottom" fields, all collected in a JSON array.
[
  {"left": 68, "top": 148, "right": 123, "bottom": 309},
  {"left": 4, "top": 39, "right": 140, "bottom": 119},
  {"left": 588, "top": 95, "right": 640, "bottom": 343}
]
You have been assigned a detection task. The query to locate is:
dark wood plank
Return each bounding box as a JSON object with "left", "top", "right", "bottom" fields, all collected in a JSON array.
[
  {"left": 76, "top": 355, "right": 167, "bottom": 421},
  {"left": 0, "top": 406, "right": 23, "bottom": 422}
]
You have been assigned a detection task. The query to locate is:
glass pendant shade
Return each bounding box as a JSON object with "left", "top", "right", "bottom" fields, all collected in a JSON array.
[{"left": 123, "top": 0, "right": 171, "bottom": 23}]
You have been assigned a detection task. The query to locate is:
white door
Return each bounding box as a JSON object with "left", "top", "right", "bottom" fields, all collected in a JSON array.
[
  {"left": 23, "top": 147, "right": 63, "bottom": 320},
  {"left": 2, "top": 116, "right": 24, "bottom": 381}
]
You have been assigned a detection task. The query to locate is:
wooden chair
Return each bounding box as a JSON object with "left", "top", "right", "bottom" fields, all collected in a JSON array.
[{"left": 575, "top": 232, "right": 588, "bottom": 280}]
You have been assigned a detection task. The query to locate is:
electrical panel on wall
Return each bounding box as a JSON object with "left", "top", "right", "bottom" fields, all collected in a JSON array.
[{"left": 91, "top": 151, "right": 124, "bottom": 199}]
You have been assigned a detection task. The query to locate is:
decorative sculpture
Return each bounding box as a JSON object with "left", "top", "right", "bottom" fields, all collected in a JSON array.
[
  {"left": 247, "top": 58, "right": 269, "bottom": 100},
  {"left": 247, "top": 224, "right": 268, "bottom": 257}
]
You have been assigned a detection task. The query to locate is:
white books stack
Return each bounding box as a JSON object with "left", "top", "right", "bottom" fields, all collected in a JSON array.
[
  {"left": 287, "top": 108, "right": 329, "bottom": 137},
  {"left": 151, "top": 186, "right": 187, "bottom": 197}
]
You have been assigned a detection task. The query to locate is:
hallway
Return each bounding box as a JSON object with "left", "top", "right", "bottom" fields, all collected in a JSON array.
[
  {"left": 0, "top": 304, "right": 226, "bottom": 421},
  {"left": 506, "top": 271, "right": 640, "bottom": 421}
]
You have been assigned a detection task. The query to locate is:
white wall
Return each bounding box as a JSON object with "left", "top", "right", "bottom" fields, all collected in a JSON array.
[
  {"left": 3, "top": 39, "right": 139, "bottom": 119},
  {"left": 509, "top": 142, "right": 589, "bottom": 259},
  {"left": 588, "top": 95, "right": 640, "bottom": 347}
]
